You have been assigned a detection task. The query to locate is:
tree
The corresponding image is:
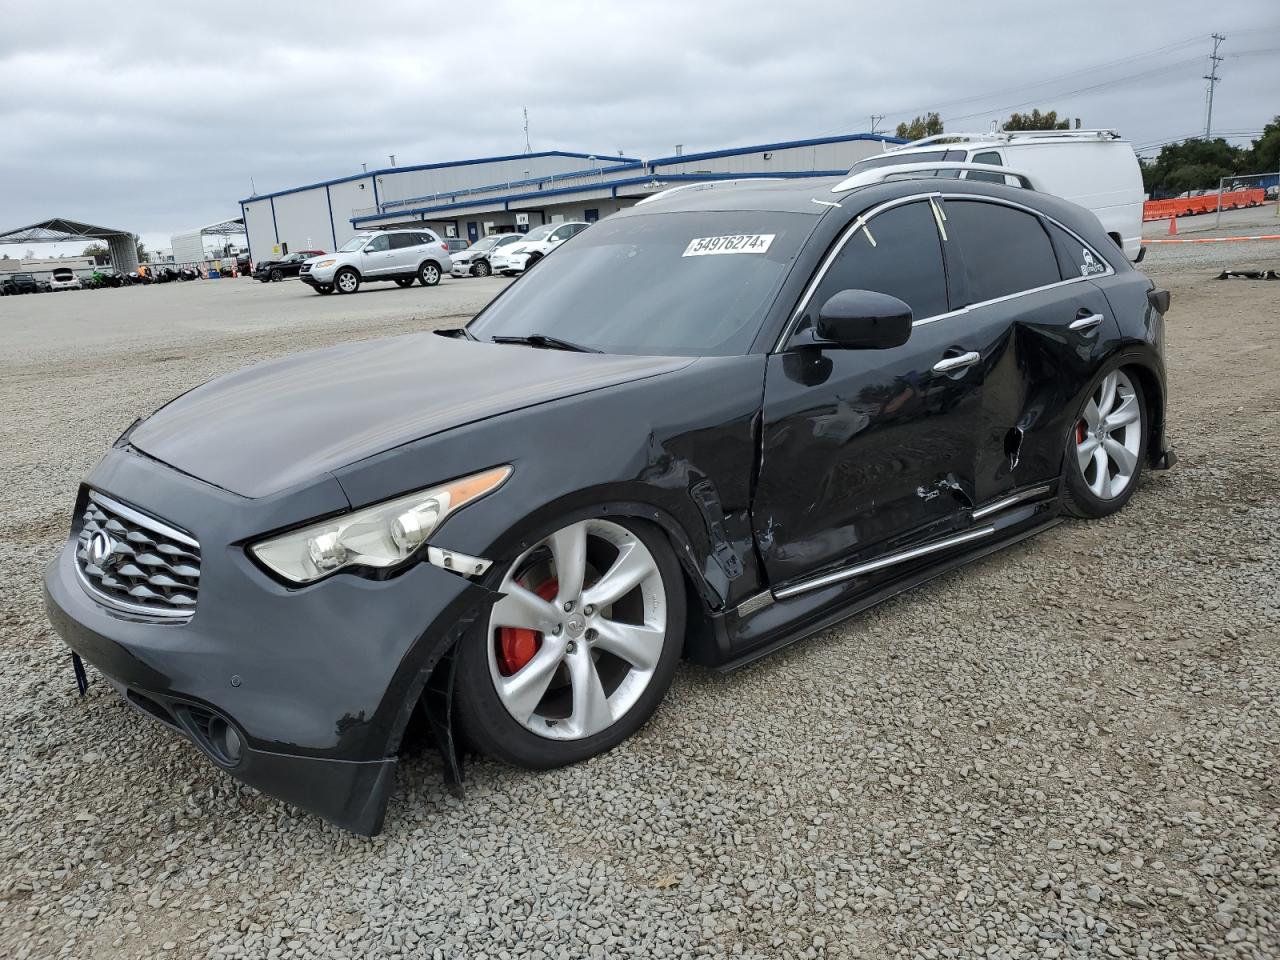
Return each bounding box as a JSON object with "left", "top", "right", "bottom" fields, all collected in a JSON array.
[
  {"left": 1003, "top": 109, "right": 1071, "bottom": 131},
  {"left": 82, "top": 243, "right": 108, "bottom": 260},
  {"left": 1141, "top": 137, "right": 1248, "bottom": 196},
  {"left": 895, "top": 112, "right": 943, "bottom": 141},
  {"left": 135, "top": 237, "right": 147, "bottom": 263},
  {"left": 1249, "top": 116, "right": 1280, "bottom": 174}
]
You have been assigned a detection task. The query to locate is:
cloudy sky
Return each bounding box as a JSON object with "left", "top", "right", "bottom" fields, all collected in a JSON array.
[{"left": 2, "top": 0, "right": 1277, "bottom": 255}]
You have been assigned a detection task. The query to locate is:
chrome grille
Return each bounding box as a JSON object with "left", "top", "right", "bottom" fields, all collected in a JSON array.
[{"left": 75, "top": 491, "right": 200, "bottom": 620}]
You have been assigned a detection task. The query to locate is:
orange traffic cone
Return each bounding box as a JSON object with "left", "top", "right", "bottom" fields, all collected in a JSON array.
[{"left": 1168, "top": 215, "right": 1178, "bottom": 236}]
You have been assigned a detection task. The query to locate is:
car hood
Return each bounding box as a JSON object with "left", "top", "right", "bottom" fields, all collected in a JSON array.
[{"left": 128, "top": 332, "right": 692, "bottom": 498}]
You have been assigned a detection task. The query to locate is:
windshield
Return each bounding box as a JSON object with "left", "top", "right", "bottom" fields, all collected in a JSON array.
[
  {"left": 339, "top": 235, "right": 372, "bottom": 252},
  {"left": 519, "top": 224, "right": 556, "bottom": 243},
  {"left": 469, "top": 236, "right": 501, "bottom": 251},
  {"left": 468, "top": 211, "right": 814, "bottom": 356}
]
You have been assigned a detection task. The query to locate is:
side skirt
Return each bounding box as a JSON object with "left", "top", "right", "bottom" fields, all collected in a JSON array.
[{"left": 715, "top": 508, "right": 1063, "bottom": 673}]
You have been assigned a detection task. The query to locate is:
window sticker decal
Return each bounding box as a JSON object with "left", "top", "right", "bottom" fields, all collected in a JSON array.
[
  {"left": 1080, "top": 247, "right": 1107, "bottom": 276},
  {"left": 682, "top": 234, "right": 776, "bottom": 257}
]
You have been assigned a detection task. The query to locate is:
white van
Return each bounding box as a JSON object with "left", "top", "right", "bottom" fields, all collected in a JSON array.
[{"left": 849, "top": 130, "right": 1145, "bottom": 261}]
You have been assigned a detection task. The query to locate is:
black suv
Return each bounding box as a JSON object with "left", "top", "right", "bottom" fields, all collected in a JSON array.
[{"left": 1, "top": 273, "right": 40, "bottom": 295}]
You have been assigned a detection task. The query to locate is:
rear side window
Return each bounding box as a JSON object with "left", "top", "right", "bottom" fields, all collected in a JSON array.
[
  {"left": 967, "top": 150, "right": 1005, "bottom": 184},
  {"left": 1045, "top": 222, "right": 1110, "bottom": 279},
  {"left": 809, "top": 200, "right": 949, "bottom": 323},
  {"left": 943, "top": 200, "right": 1061, "bottom": 304}
]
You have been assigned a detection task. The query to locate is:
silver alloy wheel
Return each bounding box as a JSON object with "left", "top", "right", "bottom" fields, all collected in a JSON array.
[
  {"left": 336, "top": 270, "right": 359, "bottom": 293},
  {"left": 1075, "top": 368, "right": 1142, "bottom": 500},
  {"left": 420, "top": 263, "right": 439, "bottom": 284},
  {"left": 486, "top": 519, "right": 668, "bottom": 741}
]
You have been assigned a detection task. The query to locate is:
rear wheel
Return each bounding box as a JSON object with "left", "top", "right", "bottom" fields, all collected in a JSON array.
[
  {"left": 334, "top": 268, "right": 360, "bottom": 294},
  {"left": 316, "top": 284, "right": 333, "bottom": 295},
  {"left": 418, "top": 261, "right": 441, "bottom": 286},
  {"left": 394, "top": 278, "right": 415, "bottom": 288},
  {"left": 1061, "top": 366, "right": 1147, "bottom": 518},
  {"left": 456, "top": 516, "right": 685, "bottom": 768}
]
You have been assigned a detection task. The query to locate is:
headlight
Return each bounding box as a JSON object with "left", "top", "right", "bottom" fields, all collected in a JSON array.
[
  {"left": 250, "top": 466, "right": 511, "bottom": 584},
  {"left": 314, "top": 259, "right": 336, "bottom": 268}
]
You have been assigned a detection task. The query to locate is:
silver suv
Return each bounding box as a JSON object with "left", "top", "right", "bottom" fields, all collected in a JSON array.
[{"left": 300, "top": 229, "right": 453, "bottom": 295}]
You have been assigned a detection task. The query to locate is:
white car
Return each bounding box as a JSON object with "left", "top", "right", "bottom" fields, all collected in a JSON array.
[
  {"left": 300, "top": 229, "right": 453, "bottom": 295},
  {"left": 490, "top": 221, "right": 589, "bottom": 276},
  {"left": 849, "top": 130, "right": 1145, "bottom": 261},
  {"left": 449, "top": 233, "right": 527, "bottom": 278},
  {"left": 49, "top": 267, "right": 82, "bottom": 291}
]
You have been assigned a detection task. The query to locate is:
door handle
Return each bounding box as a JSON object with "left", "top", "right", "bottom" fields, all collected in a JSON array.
[
  {"left": 1070, "top": 312, "right": 1104, "bottom": 331},
  {"left": 932, "top": 350, "right": 981, "bottom": 374}
]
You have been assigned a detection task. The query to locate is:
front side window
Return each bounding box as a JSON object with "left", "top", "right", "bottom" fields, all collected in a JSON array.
[
  {"left": 805, "top": 200, "right": 950, "bottom": 326},
  {"left": 339, "top": 234, "right": 372, "bottom": 252},
  {"left": 943, "top": 200, "right": 1060, "bottom": 304},
  {"left": 365, "top": 235, "right": 391, "bottom": 253},
  {"left": 469, "top": 211, "right": 814, "bottom": 356}
]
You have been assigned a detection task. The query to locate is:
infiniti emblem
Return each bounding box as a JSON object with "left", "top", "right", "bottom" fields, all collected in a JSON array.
[{"left": 87, "top": 530, "right": 118, "bottom": 567}]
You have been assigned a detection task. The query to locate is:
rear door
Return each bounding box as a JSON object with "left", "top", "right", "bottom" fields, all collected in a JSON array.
[
  {"left": 388, "top": 233, "right": 422, "bottom": 272},
  {"left": 753, "top": 197, "right": 1005, "bottom": 588},
  {"left": 937, "top": 196, "right": 1120, "bottom": 504}
]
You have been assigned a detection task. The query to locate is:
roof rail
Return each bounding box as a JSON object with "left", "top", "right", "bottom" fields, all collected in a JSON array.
[
  {"left": 830, "top": 162, "right": 1044, "bottom": 194},
  {"left": 635, "top": 178, "right": 786, "bottom": 206},
  {"left": 889, "top": 129, "right": 1122, "bottom": 152}
]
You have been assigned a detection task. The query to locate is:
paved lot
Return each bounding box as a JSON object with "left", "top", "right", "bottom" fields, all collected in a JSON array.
[{"left": 0, "top": 250, "right": 1277, "bottom": 959}]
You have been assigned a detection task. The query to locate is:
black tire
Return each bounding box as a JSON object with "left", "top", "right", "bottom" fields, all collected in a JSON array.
[
  {"left": 394, "top": 278, "right": 415, "bottom": 288},
  {"left": 270, "top": 268, "right": 283, "bottom": 282},
  {"left": 418, "top": 261, "right": 442, "bottom": 286},
  {"left": 473, "top": 259, "right": 491, "bottom": 278},
  {"left": 334, "top": 268, "right": 360, "bottom": 295},
  {"left": 455, "top": 516, "right": 686, "bottom": 770},
  {"left": 1061, "top": 364, "right": 1148, "bottom": 519},
  {"left": 525, "top": 252, "right": 544, "bottom": 270},
  {"left": 316, "top": 285, "right": 333, "bottom": 296}
]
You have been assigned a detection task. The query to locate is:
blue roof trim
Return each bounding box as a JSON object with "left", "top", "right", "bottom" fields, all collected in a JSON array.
[
  {"left": 379, "top": 160, "right": 647, "bottom": 213},
  {"left": 239, "top": 150, "right": 639, "bottom": 204},
  {"left": 349, "top": 170, "right": 849, "bottom": 226},
  {"left": 649, "top": 133, "right": 905, "bottom": 167}
]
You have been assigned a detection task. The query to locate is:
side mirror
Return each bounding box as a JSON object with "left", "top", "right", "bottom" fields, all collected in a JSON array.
[{"left": 815, "top": 289, "right": 913, "bottom": 349}]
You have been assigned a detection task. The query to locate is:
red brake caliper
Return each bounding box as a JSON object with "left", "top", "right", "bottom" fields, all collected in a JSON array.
[
  {"left": 496, "top": 578, "right": 558, "bottom": 676},
  {"left": 1075, "top": 420, "right": 1087, "bottom": 445}
]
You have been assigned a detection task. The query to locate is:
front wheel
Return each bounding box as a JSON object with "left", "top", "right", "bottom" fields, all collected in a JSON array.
[
  {"left": 418, "top": 261, "right": 441, "bottom": 286},
  {"left": 334, "top": 268, "right": 360, "bottom": 294},
  {"left": 455, "top": 516, "right": 685, "bottom": 769},
  {"left": 315, "top": 284, "right": 333, "bottom": 295},
  {"left": 472, "top": 259, "right": 491, "bottom": 278},
  {"left": 1061, "top": 366, "right": 1147, "bottom": 518},
  {"left": 270, "top": 268, "right": 283, "bottom": 282}
]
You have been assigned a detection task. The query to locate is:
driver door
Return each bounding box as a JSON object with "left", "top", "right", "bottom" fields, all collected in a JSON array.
[
  {"left": 361, "top": 233, "right": 394, "bottom": 276},
  {"left": 752, "top": 198, "right": 1009, "bottom": 589}
]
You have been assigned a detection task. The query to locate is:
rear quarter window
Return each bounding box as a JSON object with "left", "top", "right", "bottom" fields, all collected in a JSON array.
[
  {"left": 1045, "top": 221, "right": 1111, "bottom": 279},
  {"left": 943, "top": 200, "right": 1062, "bottom": 303}
]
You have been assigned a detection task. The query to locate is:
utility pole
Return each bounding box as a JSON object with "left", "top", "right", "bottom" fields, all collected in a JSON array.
[
  {"left": 1203, "top": 33, "right": 1225, "bottom": 140},
  {"left": 523, "top": 108, "right": 532, "bottom": 154},
  {"left": 869, "top": 114, "right": 885, "bottom": 136}
]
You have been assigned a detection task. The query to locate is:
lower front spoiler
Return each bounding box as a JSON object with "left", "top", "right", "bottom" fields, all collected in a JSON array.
[{"left": 65, "top": 643, "right": 398, "bottom": 836}]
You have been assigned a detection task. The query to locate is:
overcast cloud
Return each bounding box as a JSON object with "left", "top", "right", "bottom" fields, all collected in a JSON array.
[{"left": 1, "top": 0, "right": 1277, "bottom": 253}]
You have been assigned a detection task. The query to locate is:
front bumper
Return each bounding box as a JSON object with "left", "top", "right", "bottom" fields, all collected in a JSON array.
[
  {"left": 450, "top": 260, "right": 475, "bottom": 277},
  {"left": 42, "top": 446, "right": 494, "bottom": 834},
  {"left": 491, "top": 254, "right": 529, "bottom": 273}
]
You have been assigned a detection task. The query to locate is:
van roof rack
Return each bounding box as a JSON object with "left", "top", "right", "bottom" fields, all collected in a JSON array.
[
  {"left": 887, "top": 129, "right": 1122, "bottom": 152},
  {"left": 831, "top": 161, "right": 1044, "bottom": 195}
]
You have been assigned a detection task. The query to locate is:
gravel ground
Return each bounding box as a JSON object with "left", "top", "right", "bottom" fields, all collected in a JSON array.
[{"left": 1, "top": 255, "right": 1278, "bottom": 960}]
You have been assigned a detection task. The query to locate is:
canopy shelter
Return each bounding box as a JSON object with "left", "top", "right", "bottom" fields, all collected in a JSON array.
[
  {"left": 170, "top": 217, "right": 246, "bottom": 264},
  {"left": 0, "top": 217, "right": 139, "bottom": 272}
]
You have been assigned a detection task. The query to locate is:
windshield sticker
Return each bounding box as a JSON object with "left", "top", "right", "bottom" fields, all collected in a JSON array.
[
  {"left": 682, "top": 234, "right": 775, "bottom": 257},
  {"left": 1080, "top": 248, "right": 1107, "bottom": 276}
]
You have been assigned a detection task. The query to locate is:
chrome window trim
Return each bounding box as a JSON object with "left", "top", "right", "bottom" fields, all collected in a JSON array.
[
  {"left": 772, "top": 191, "right": 1115, "bottom": 352},
  {"left": 88, "top": 490, "right": 199, "bottom": 548}
]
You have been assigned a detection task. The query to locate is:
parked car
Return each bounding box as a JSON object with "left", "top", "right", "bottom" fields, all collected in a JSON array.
[
  {"left": 1, "top": 273, "right": 40, "bottom": 295},
  {"left": 43, "top": 173, "right": 1173, "bottom": 835},
  {"left": 850, "top": 129, "right": 1145, "bottom": 261},
  {"left": 300, "top": 230, "right": 452, "bottom": 295},
  {"left": 49, "top": 267, "right": 83, "bottom": 291},
  {"left": 254, "top": 250, "right": 326, "bottom": 282},
  {"left": 442, "top": 238, "right": 470, "bottom": 254},
  {"left": 450, "top": 233, "right": 527, "bottom": 278},
  {"left": 490, "top": 221, "right": 589, "bottom": 275}
]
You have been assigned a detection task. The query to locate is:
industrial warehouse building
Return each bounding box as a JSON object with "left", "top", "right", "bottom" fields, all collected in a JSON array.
[{"left": 239, "top": 132, "right": 901, "bottom": 262}]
